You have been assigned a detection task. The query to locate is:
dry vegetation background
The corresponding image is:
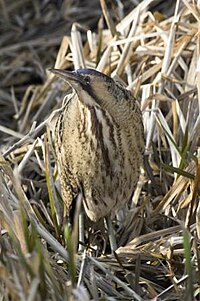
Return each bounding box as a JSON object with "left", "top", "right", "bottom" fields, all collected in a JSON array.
[{"left": 0, "top": 0, "right": 200, "bottom": 300}]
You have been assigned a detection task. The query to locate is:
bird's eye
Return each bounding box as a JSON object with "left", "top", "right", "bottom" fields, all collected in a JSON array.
[{"left": 84, "top": 76, "right": 90, "bottom": 84}]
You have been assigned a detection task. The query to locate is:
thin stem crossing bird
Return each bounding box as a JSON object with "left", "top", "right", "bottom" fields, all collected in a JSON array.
[{"left": 51, "top": 68, "right": 144, "bottom": 247}]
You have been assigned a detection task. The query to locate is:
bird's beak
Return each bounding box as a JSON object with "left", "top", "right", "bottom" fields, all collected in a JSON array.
[{"left": 50, "top": 68, "right": 84, "bottom": 86}]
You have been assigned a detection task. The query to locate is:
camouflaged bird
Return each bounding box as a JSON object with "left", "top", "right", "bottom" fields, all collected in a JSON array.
[{"left": 51, "top": 68, "right": 144, "bottom": 222}]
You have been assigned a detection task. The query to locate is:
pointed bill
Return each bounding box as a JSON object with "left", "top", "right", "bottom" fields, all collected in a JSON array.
[{"left": 50, "top": 68, "right": 85, "bottom": 86}]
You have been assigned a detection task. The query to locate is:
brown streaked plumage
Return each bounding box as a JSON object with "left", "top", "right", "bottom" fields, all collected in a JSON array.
[{"left": 51, "top": 68, "right": 144, "bottom": 222}]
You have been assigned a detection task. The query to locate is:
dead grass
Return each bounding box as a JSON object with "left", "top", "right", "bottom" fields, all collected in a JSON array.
[{"left": 0, "top": 0, "right": 200, "bottom": 300}]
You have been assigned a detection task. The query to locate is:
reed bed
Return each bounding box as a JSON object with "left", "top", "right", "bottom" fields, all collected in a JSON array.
[{"left": 0, "top": 0, "right": 199, "bottom": 300}]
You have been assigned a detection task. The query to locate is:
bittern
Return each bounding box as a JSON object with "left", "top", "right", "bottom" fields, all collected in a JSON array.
[{"left": 51, "top": 68, "right": 144, "bottom": 249}]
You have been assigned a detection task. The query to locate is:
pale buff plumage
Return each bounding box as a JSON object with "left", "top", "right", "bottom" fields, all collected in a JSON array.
[{"left": 52, "top": 68, "right": 144, "bottom": 222}]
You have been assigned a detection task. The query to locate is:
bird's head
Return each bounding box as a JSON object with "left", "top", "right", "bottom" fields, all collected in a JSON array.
[
  {"left": 50, "top": 68, "right": 128, "bottom": 108},
  {"left": 50, "top": 68, "right": 112, "bottom": 89},
  {"left": 51, "top": 69, "right": 133, "bottom": 114}
]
